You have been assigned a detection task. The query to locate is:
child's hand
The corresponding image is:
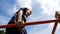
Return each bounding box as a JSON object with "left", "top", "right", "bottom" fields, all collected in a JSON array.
[{"left": 16, "top": 21, "right": 24, "bottom": 29}]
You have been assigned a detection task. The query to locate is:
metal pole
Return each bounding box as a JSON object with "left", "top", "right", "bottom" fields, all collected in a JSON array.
[{"left": 52, "top": 20, "right": 58, "bottom": 34}]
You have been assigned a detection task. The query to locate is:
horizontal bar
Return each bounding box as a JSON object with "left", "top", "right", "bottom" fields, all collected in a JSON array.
[
  {"left": 0, "top": 24, "right": 17, "bottom": 28},
  {"left": 0, "top": 19, "right": 60, "bottom": 28},
  {"left": 24, "top": 19, "right": 60, "bottom": 26}
]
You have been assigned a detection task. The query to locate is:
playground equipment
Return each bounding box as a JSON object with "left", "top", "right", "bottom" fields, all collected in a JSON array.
[{"left": 0, "top": 11, "right": 60, "bottom": 34}]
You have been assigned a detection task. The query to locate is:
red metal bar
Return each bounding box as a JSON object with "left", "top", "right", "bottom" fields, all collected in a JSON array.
[
  {"left": 0, "top": 24, "right": 17, "bottom": 28},
  {"left": 0, "top": 19, "right": 60, "bottom": 28},
  {"left": 52, "top": 20, "right": 58, "bottom": 34},
  {"left": 0, "top": 19, "right": 60, "bottom": 34},
  {"left": 24, "top": 19, "right": 60, "bottom": 26}
]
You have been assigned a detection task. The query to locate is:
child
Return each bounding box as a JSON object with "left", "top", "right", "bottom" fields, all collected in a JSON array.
[{"left": 6, "top": 8, "right": 32, "bottom": 34}]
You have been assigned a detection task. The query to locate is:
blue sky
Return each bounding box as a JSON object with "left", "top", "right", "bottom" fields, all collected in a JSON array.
[{"left": 0, "top": 0, "right": 60, "bottom": 34}]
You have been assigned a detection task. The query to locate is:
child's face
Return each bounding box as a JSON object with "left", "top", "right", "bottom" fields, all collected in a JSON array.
[{"left": 26, "top": 10, "right": 32, "bottom": 17}]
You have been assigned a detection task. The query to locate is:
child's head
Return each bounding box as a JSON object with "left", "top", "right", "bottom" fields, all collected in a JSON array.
[{"left": 23, "top": 8, "right": 32, "bottom": 17}]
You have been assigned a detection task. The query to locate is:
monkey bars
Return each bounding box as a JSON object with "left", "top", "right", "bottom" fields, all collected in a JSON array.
[{"left": 0, "top": 19, "right": 60, "bottom": 34}]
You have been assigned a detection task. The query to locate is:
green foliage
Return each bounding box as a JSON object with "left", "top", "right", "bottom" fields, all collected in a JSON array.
[{"left": 0, "top": 30, "right": 5, "bottom": 34}]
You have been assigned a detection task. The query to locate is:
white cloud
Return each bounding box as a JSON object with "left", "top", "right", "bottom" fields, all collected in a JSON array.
[
  {"left": 0, "top": 0, "right": 60, "bottom": 34},
  {"left": 0, "top": 15, "right": 8, "bottom": 25},
  {"left": 16, "top": 0, "right": 32, "bottom": 9},
  {"left": 37, "top": 0, "right": 60, "bottom": 16},
  {"left": 26, "top": 24, "right": 51, "bottom": 34},
  {"left": 37, "top": 0, "right": 60, "bottom": 29}
]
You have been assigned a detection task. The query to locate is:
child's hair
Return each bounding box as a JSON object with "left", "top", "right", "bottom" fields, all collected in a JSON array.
[{"left": 17, "top": 8, "right": 29, "bottom": 15}]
